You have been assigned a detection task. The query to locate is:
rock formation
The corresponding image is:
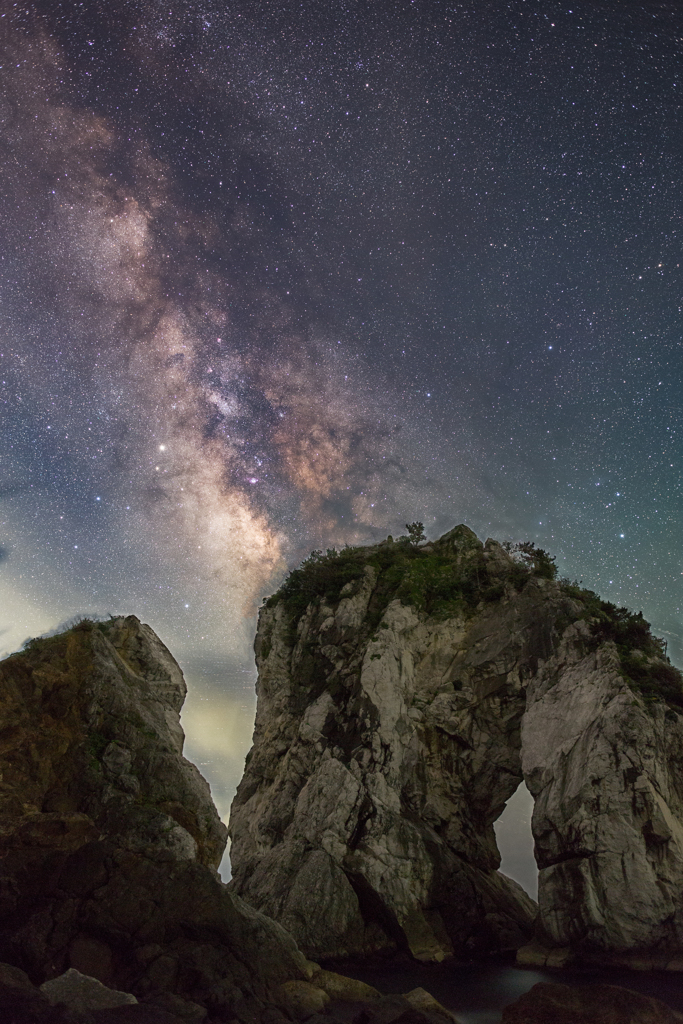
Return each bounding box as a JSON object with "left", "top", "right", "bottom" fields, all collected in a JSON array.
[
  {"left": 228, "top": 526, "right": 683, "bottom": 965},
  {"left": 0, "top": 616, "right": 315, "bottom": 1021},
  {"left": 501, "top": 982, "right": 683, "bottom": 1024}
]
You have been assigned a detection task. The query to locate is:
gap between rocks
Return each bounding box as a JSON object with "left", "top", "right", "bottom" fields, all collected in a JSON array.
[{"left": 494, "top": 781, "right": 538, "bottom": 901}]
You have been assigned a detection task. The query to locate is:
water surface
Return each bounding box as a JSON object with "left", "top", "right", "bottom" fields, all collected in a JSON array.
[{"left": 335, "top": 957, "right": 683, "bottom": 1024}]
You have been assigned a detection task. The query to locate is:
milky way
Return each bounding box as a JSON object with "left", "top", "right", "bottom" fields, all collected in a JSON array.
[{"left": 1, "top": 1, "right": 681, "bottom": 826}]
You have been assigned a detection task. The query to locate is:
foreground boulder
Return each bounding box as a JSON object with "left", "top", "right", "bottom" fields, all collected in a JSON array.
[
  {"left": 0, "top": 617, "right": 312, "bottom": 1021},
  {"left": 0, "top": 961, "right": 190, "bottom": 1021},
  {"left": 40, "top": 969, "right": 138, "bottom": 1013},
  {"left": 350, "top": 990, "right": 461, "bottom": 1024},
  {"left": 0, "top": 961, "right": 77, "bottom": 1023},
  {"left": 228, "top": 526, "right": 683, "bottom": 963},
  {"left": 501, "top": 982, "right": 683, "bottom": 1023}
]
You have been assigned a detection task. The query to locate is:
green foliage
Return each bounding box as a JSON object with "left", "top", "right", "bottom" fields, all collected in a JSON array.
[
  {"left": 364, "top": 559, "right": 409, "bottom": 632},
  {"left": 96, "top": 616, "right": 120, "bottom": 637},
  {"left": 394, "top": 554, "right": 481, "bottom": 616},
  {"left": 21, "top": 636, "right": 46, "bottom": 652},
  {"left": 268, "top": 529, "right": 540, "bottom": 636},
  {"left": 405, "top": 522, "right": 426, "bottom": 545},
  {"left": 590, "top": 603, "right": 651, "bottom": 651},
  {"left": 86, "top": 729, "right": 109, "bottom": 771},
  {"left": 271, "top": 546, "right": 368, "bottom": 617},
  {"left": 89, "top": 731, "right": 109, "bottom": 758},
  {"left": 271, "top": 538, "right": 519, "bottom": 636},
  {"left": 263, "top": 527, "right": 683, "bottom": 713},
  {"left": 22, "top": 616, "right": 101, "bottom": 654},
  {"left": 561, "top": 587, "right": 683, "bottom": 712},
  {"left": 622, "top": 650, "right": 683, "bottom": 711},
  {"left": 503, "top": 541, "right": 558, "bottom": 580}
]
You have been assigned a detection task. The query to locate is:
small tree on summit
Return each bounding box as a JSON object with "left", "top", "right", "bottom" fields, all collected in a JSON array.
[{"left": 405, "top": 522, "right": 426, "bottom": 545}]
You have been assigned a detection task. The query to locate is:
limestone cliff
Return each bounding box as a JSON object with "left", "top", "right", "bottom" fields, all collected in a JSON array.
[
  {"left": 0, "top": 616, "right": 312, "bottom": 1021},
  {"left": 228, "top": 526, "right": 683, "bottom": 965}
]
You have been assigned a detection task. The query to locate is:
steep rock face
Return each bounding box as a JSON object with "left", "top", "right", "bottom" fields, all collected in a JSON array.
[
  {"left": 523, "top": 632, "right": 683, "bottom": 955},
  {"left": 228, "top": 527, "right": 683, "bottom": 963},
  {"left": 229, "top": 529, "right": 551, "bottom": 960},
  {"left": 0, "top": 616, "right": 311, "bottom": 1020}
]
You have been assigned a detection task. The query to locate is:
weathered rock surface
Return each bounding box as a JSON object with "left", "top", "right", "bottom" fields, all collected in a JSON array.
[
  {"left": 228, "top": 526, "right": 683, "bottom": 963},
  {"left": 0, "top": 617, "right": 312, "bottom": 1021},
  {"left": 0, "top": 960, "right": 80, "bottom": 1023},
  {"left": 523, "top": 636, "right": 683, "bottom": 956},
  {"left": 0, "top": 960, "right": 186, "bottom": 1023},
  {"left": 40, "top": 968, "right": 138, "bottom": 1012},
  {"left": 501, "top": 981, "right": 683, "bottom": 1024}
]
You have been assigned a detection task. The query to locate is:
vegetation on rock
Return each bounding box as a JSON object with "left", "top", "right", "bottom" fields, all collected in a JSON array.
[
  {"left": 264, "top": 528, "right": 682, "bottom": 713},
  {"left": 0, "top": 616, "right": 314, "bottom": 1020},
  {"left": 235, "top": 522, "right": 683, "bottom": 963},
  {"left": 269, "top": 535, "right": 548, "bottom": 622},
  {"left": 561, "top": 586, "right": 683, "bottom": 711}
]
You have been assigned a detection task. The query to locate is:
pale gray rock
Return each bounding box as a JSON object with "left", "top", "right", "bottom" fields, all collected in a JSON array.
[
  {"left": 40, "top": 967, "right": 137, "bottom": 1011},
  {"left": 229, "top": 526, "right": 683, "bottom": 963},
  {"left": 230, "top": 529, "right": 542, "bottom": 960},
  {"left": 523, "top": 628, "right": 683, "bottom": 954}
]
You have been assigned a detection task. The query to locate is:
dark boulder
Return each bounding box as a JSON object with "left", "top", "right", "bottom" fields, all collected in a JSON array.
[{"left": 501, "top": 982, "right": 683, "bottom": 1024}]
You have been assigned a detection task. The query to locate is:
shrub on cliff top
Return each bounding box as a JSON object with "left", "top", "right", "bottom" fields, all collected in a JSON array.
[
  {"left": 267, "top": 532, "right": 520, "bottom": 627},
  {"left": 503, "top": 540, "right": 558, "bottom": 580},
  {"left": 265, "top": 530, "right": 683, "bottom": 713},
  {"left": 585, "top": 599, "right": 682, "bottom": 710},
  {"left": 405, "top": 522, "right": 426, "bottom": 545},
  {"left": 557, "top": 586, "right": 683, "bottom": 711},
  {"left": 267, "top": 546, "right": 369, "bottom": 617}
]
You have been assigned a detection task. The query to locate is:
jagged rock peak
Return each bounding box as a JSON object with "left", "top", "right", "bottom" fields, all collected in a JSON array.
[
  {"left": 229, "top": 525, "right": 683, "bottom": 965},
  {"left": 0, "top": 615, "right": 315, "bottom": 1020},
  {"left": 1, "top": 614, "right": 224, "bottom": 868}
]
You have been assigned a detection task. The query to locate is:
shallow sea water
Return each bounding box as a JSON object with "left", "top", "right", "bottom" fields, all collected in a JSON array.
[{"left": 335, "top": 957, "right": 683, "bottom": 1024}]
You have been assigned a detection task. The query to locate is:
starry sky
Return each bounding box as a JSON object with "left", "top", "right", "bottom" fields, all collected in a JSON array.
[{"left": 1, "top": 0, "right": 681, "bottom": 842}]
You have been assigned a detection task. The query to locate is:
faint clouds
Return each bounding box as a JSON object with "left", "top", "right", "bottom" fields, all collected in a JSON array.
[
  {"left": 0, "top": 583, "right": 60, "bottom": 660},
  {"left": 180, "top": 683, "right": 257, "bottom": 825}
]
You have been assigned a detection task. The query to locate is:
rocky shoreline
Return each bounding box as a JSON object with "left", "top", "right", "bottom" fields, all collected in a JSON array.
[{"left": 2, "top": 526, "right": 683, "bottom": 1022}]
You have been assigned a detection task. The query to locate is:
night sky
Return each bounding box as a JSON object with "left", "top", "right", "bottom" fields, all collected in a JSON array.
[{"left": 1, "top": 1, "right": 681, "bottom": 844}]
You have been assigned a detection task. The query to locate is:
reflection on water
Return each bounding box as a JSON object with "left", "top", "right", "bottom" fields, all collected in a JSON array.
[{"left": 336, "top": 957, "right": 683, "bottom": 1023}]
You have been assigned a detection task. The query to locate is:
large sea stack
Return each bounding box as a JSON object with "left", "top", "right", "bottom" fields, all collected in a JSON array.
[{"left": 228, "top": 526, "right": 683, "bottom": 967}]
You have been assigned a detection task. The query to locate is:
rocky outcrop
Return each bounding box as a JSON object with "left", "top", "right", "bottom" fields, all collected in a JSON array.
[
  {"left": 228, "top": 526, "right": 683, "bottom": 964},
  {"left": 0, "top": 616, "right": 313, "bottom": 1021},
  {"left": 501, "top": 982, "right": 683, "bottom": 1024},
  {"left": 40, "top": 968, "right": 138, "bottom": 1014},
  {"left": 523, "top": 632, "right": 683, "bottom": 960}
]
